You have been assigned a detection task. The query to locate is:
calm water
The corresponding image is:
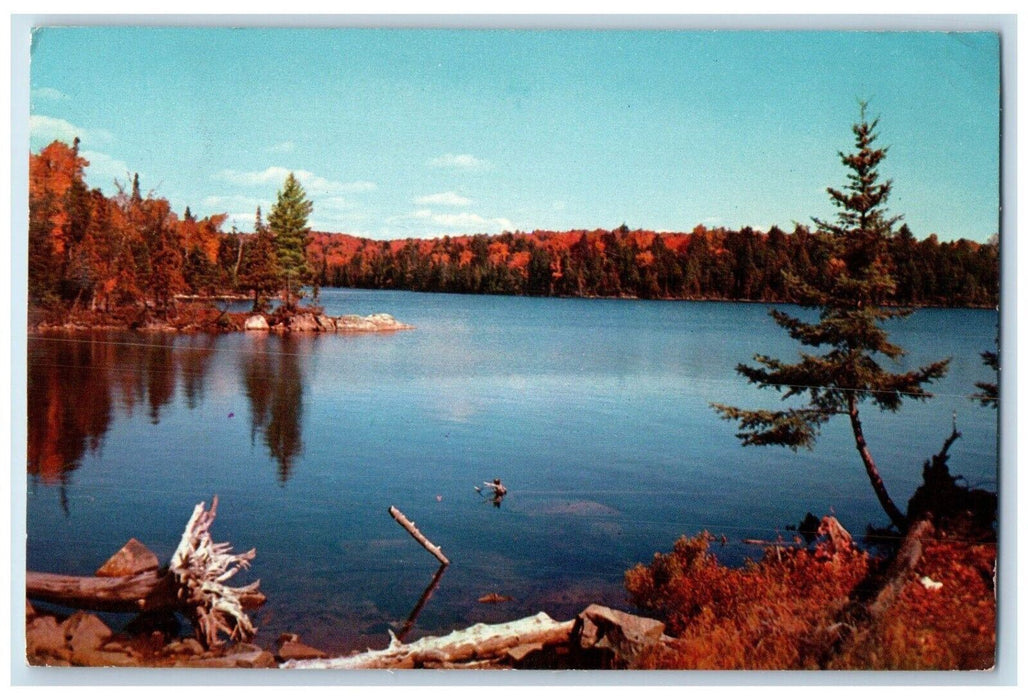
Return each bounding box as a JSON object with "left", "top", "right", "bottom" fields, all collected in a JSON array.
[{"left": 25, "top": 289, "right": 999, "bottom": 655}]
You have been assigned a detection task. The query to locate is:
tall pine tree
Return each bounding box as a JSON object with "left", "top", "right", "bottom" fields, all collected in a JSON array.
[
  {"left": 267, "top": 173, "right": 313, "bottom": 309},
  {"left": 712, "top": 105, "right": 950, "bottom": 531}
]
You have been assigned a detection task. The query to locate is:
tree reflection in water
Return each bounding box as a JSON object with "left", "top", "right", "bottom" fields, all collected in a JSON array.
[
  {"left": 26, "top": 331, "right": 218, "bottom": 513},
  {"left": 241, "top": 334, "right": 307, "bottom": 483}
]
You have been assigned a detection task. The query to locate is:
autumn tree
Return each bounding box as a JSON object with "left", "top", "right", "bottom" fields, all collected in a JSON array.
[
  {"left": 712, "top": 105, "right": 949, "bottom": 532},
  {"left": 28, "top": 139, "right": 93, "bottom": 305},
  {"left": 267, "top": 173, "right": 313, "bottom": 309}
]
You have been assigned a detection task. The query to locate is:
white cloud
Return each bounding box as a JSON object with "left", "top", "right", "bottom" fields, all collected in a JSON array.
[
  {"left": 414, "top": 191, "right": 472, "bottom": 207},
  {"left": 428, "top": 153, "right": 492, "bottom": 171},
  {"left": 215, "top": 166, "right": 376, "bottom": 196},
  {"left": 29, "top": 115, "right": 112, "bottom": 147},
  {"left": 203, "top": 194, "right": 263, "bottom": 212},
  {"left": 317, "top": 196, "right": 355, "bottom": 212},
  {"left": 80, "top": 150, "right": 132, "bottom": 187},
  {"left": 31, "top": 87, "right": 69, "bottom": 102},
  {"left": 267, "top": 141, "right": 295, "bottom": 153},
  {"left": 391, "top": 209, "right": 513, "bottom": 234}
]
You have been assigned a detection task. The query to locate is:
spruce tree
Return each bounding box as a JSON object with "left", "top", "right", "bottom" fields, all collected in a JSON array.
[
  {"left": 712, "top": 105, "right": 950, "bottom": 531},
  {"left": 240, "top": 206, "right": 281, "bottom": 312},
  {"left": 267, "top": 173, "right": 313, "bottom": 309}
]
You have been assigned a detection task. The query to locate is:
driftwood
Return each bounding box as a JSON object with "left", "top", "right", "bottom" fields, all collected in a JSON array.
[
  {"left": 26, "top": 496, "right": 264, "bottom": 649},
  {"left": 282, "top": 612, "right": 576, "bottom": 669},
  {"left": 866, "top": 518, "right": 934, "bottom": 621},
  {"left": 389, "top": 506, "right": 450, "bottom": 566},
  {"left": 168, "top": 497, "right": 263, "bottom": 647}
]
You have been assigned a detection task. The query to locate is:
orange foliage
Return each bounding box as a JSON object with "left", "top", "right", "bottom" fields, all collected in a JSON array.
[
  {"left": 625, "top": 530, "right": 995, "bottom": 670},
  {"left": 29, "top": 140, "right": 89, "bottom": 257}
]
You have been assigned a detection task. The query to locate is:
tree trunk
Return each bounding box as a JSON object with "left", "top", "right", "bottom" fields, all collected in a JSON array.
[
  {"left": 25, "top": 570, "right": 265, "bottom": 614},
  {"left": 848, "top": 395, "right": 908, "bottom": 531}
]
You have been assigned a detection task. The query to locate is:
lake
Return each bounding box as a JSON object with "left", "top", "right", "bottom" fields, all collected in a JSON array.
[{"left": 25, "top": 289, "right": 999, "bottom": 655}]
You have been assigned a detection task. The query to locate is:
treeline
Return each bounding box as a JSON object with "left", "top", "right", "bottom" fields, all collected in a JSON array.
[
  {"left": 29, "top": 139, "right": 998, "bottom": 313},
  {"left": 29, "top": 139, "right": 245, "bottom": 312},
  {"left": 311, "top": 224, "right": 998, "bottom": 307},
  {"left": 29, "top": 139, "right": 316, "bottom": 316}
]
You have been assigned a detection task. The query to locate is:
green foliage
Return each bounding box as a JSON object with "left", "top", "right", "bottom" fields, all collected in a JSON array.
[
  {"left": 268, "top": 173, "right": 314, "bottom": 309},
  {"left": 238, "top": 208, "right": 281, "bottom": 312},
  {"left": 711, "top": 106, "right": 951, "bottom": 531}
]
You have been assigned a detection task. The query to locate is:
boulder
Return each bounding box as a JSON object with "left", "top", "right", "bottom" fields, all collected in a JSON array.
[
  {"left": 276, "top": 633, "right": 328, "bottom": 661},
  {"left": 316, "top": 315, "right": 337, "bottom": 331},
  {"left": 335, "top": 314, "right": 377, "bottom": 332},
  {"left": 288, "top": 313, "right": 320, "bottom": 332},
  {"left": 244, "top": 315, "right": 270, "bottom": 331},
  {"left": 27, "top": 615, "right": 67, "bottom": 658},
  {"left": 62, "top": 612, "right": 112, "bottom": 655},
  {"left": 573, "top": 604, "right": 666, "bottom": 667},
  {"left": 95, "top": 538, "right": 160, "bottom": 577}
]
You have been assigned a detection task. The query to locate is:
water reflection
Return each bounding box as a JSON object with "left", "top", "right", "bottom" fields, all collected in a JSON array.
[
  {"left": 241, "top": 335, "right": 307, "bottom": 483},
  {"left": 26, "top": 332, "right": 216, "bottom": 495}
]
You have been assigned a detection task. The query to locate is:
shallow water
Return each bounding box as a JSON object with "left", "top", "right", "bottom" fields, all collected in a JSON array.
[{"left": 25, "top": 289, "right": 999, "bottom": 655}]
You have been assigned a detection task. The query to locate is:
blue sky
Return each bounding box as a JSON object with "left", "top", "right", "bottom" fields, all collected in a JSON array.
[{"left": 28, "top": 27, "right": 1000, "bottom": 241}]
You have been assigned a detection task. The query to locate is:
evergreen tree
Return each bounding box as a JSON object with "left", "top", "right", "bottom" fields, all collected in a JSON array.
[
  {"left": 712, "top": 105, "right": 950, "bottom": 531},
  {"left": 267, "top": 173, "right": 313, "bottom": 309},
  {"left": 239, "top": 206, "right": 281, "bottom": 311}
]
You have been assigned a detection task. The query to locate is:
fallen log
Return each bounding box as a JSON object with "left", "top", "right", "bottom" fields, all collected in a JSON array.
[
  {"left": 26, "top": 496, "right": 264, "bottom": 649},
  {"left": 389, "top": 505, "right": 450, "bottom": 566},
  {"left": 282, "top": 612, "right": 575, "bottom": 669},
  {"left": 866, "top": 518, "right": 934, "bottom": 621}
]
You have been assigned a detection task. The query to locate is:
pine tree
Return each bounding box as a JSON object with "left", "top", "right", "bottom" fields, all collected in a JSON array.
[
  {"left": 712, "top": 105, "right": 950, "bottom": 531},
  {"left": 239, "top": 206, "right": 281, "bottom": 312},
  {"left": 267, "top": 173, "right": 313, "bottom": 309}
]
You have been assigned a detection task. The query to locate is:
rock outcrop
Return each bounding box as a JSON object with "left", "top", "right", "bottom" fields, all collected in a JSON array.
[{"left": 245, "top": 311, "right": 412, "bottom": 334}]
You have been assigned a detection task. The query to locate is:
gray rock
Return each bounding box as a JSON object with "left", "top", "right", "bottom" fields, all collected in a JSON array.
[{"left": 244, "top": 314, "right": 270, "bottom": 331}]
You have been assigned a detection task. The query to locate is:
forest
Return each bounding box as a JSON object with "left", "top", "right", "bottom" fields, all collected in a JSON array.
[{"left": 29, "top": 138, "right": 998, "bottom": 317}]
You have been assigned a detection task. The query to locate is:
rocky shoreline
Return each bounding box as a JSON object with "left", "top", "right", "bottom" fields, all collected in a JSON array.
[{"left": 30, "top": 307, "right": 414, "bottom": 335}]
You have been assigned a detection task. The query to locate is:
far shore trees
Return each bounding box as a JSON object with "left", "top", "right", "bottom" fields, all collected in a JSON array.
[
  {"left": 712, "top": 105, "right": 950, "bottom": 532},
  {"left": 267, "top": 173, "right": 314, "bottom": 310}
]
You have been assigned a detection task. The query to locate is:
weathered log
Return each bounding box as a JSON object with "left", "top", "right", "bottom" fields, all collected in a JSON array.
[
  {"left": 26, "top": 570, "right": 178, "bottom": 613},
  {"left": 282, "top": 612, "right": 575, "bottom": 669},
  {"left": 866, "top": 518, "right": 934, "bottom": 621},
  {"left": 25, "top": 570, "right": 266, "bottom": 614},
  {"left": 388, "top": 506, "right": 450, "bottom": 566}
]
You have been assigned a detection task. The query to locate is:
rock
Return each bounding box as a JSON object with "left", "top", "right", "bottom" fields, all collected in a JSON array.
[
  {"left": 164, "top": 638, "right": 205, "bottom": 656},
  {"left": 27, "top": 615, "right": 67, "bottom": 657},
  {"left": 573, "top": 604, "right": 665, "bottom": 667},
  {"left": 95, "top": 538, "right": 160, "bottom": 577},
  {"left": 62, "top": 612, "right": 112, "bottom": 654},
  {"left": 505, "top": 642, "right": 544, "bottom": 662},
  {"left": 316, "top": 315, "right": 336, "bottom": 331},
  {"left": 182, "top": 648, "right": 277, "bottom": 668},
  {"left": 244, "top": 314, "right": 270, "bottom": 331},
  {"left": 71, "top": 648, "right": 139, "bottom": 667},
  {"left": 335, "top": 314, "right": 376, "bottom": 331},
  {"left": 478, "top": 593, "right": 514, "bottom": 604},
  {"left": 26, "top": 600, "right": 36, "bottom": 620},
  {"left": 334, "top": 313, "right": 413, "bottom": 332},
  {"left": 277, "top": 634, "right": 328, "bottom": 661},
  {"left": 288, "top": 313, "right": 320, "bottom": 332}
]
